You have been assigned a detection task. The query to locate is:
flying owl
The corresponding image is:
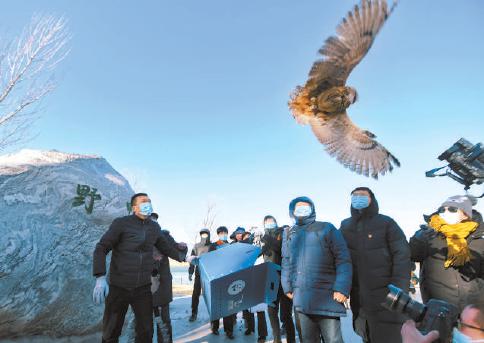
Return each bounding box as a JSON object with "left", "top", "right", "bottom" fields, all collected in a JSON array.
[{"left": 289, "top": 0, "right": 400, "bottom": 179}]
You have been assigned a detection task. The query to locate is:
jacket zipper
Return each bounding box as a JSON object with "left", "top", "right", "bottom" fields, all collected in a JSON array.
[{"left": 136, "top": 221, "right": 147, "bottom": 288}]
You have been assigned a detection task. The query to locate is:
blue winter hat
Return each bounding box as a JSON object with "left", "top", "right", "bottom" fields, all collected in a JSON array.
[{"left": 234, "top": 227, "right": 246, "bottom": 234}]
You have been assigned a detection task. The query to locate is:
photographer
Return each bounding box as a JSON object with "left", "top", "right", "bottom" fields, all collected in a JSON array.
[
  {"left": 409, "top": 196, "right": 484, "bottom": 312},
  {"left": 401, "top": 302, "right": 484, "bottom": 343}
]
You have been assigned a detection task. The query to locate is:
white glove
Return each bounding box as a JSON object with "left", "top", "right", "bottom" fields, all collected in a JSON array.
[
  {"left": 93, "top": 276, "right": 109, "bottom": 305},
  {"left": 186, "top": 255, "right": 199, "bottom": 266},
  {"left": 151, "top": 276, "right": 160, "bottom": 294}
]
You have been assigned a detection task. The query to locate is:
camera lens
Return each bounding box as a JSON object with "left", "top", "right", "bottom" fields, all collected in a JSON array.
[{"left": 383, "top": 284, "right": 426, "bottom": 322}]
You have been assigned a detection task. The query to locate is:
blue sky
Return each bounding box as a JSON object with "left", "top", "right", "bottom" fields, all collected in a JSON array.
[{"left": 2, "top": 1, "right": 483, "bottom": 242}]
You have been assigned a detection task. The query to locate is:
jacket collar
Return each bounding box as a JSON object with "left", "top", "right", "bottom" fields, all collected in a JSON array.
[{"left": 289, "top": 196, "right": 317, "bottom": 227}]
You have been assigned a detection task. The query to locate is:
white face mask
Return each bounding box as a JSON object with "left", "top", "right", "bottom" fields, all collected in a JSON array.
[
  {"left": 440, "top": 212, "right": 463, "bottom": 225},
  {"left": 453, "top": 328, "right": 484, "bottom": 343},
  {"left": 200, "top": 233, "right": 209, "bottom": 239},
  {"left": 294, "top": 205, "right": 312, "bottom": 218},
  {"left": 264, "top": 222, "right": 277, "bottom": 229}
]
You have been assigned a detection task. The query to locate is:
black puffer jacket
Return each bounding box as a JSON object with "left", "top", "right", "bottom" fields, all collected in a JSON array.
[
  {"left": 93, "top": 215, "right": 187, "bottom": 289},
  {"left": 410, "top": 210, "right": 484, "bottom": 311},
  {"left": 339, "top": 188, "right": 411, "bottom": 314},
  {"left": 261, "top": 216, "right": 283, "bottom": 266}
]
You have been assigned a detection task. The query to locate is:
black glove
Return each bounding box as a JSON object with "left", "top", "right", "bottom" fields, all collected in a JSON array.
[{"left": 413, "top": 225, "right": 435, "bottom": 243}]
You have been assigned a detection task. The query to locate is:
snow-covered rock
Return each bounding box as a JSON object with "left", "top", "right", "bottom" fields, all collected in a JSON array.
[{"left": 0, "top": 149, "right": 134, "bottom": 338}]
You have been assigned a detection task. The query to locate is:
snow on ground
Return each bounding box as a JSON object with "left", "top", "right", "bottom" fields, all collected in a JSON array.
[
  {"left": 1, "top": 295, "right": 363, "bottom": 343},
  {"left": 171, "top": 296, "right": 362, "bottom": 343}
]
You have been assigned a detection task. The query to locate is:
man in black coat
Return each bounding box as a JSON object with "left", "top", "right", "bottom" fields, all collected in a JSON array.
[
  {"left": 409, "top": 196, "right": 484, "bottom": 312},
  {"left": 188, "top": 228, "right": 211, "bottom": 322},
  {"left": 261, "top": 215, "right": 296, "bottom": 343},
  {"left": 208, "top": 226, "right": 235, "bottom": 339},
  {"left": 92, "top": 193, "right": 188, "bottom": 343},
  {"left": 150, "top": 212, "right": 184, "bottom": 343},
  {"left": 339, "top": 187, "right": 411, "bottom": 343}
]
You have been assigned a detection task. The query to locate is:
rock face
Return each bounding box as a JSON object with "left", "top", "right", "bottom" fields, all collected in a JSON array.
[{"left": 0, "top": 149, "right": 134, "bottom": 338}]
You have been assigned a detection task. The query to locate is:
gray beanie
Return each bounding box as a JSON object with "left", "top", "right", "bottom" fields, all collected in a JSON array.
[{"left": 441, "top": 195, "right": 473, "bottom": 218}]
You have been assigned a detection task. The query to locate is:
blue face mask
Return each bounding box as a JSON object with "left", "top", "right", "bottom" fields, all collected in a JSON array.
[
  {"left": 294, "top": 205, "right": 312, "bottom": 218},
  {"left": 451, "top": 328, "right": 484, "bottom": 343},
  {"left": 219, "top": 234, "right": 228, "bottom": 241},
  {"left": 138, "top": 202, "right": 153, "bottom": 216},
  {"left": 351, "top": 195, "right": 370, "bottom": 210},
  {"left": 264, "top": 222, "right": 277, "bottom": 229}
]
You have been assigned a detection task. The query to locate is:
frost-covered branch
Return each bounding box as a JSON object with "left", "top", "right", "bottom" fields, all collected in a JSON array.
[{"left": 0, "top": 14, "right": 70, "bottom": 150}]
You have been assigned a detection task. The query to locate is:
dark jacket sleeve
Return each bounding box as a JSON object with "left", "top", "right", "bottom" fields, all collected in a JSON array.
[
  {"left": 93, "top": 218, "right": 123, "bottom": 277},
  {"left": 386, "top": 218, "right": 411, "bottom": 290},
  {"left": 188, "top": 248, "right": 196, "bottom": 275},
  {"left": 328, "top": 225, "right": 352, "bottom": 296},
  {"left": 263, "top": 232, "right": 282, "bottom": 254},
  {"left": 409, "top": 225, "right": 434, "bottom": 263},
  {"left": 155, "top": 230, "right": 187, "bottom": 262}
]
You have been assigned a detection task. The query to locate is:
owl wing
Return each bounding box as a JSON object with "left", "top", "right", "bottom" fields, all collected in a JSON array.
[
  {"left": 305, "top": 0, "right": 397, "bottom": 96},
  {"left": 310, "top": 113, "right": 400, "bottom": 178}
]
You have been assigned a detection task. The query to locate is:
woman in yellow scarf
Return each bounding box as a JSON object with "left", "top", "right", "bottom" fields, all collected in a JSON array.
[{"left": 409, "top": 195, "right": 484, "bottom": 312}]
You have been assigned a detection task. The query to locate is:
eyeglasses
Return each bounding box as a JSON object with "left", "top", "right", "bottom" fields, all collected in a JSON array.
[
  {"left": 458, "top": 319, "right": 484, "bottom": 333},
  {"left": 438, "top": 206, "right": 459, "bottom": 214}
]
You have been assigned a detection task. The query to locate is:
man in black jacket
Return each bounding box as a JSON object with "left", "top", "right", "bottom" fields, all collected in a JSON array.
[
  {"left": 208, "top": 226, "right": 235, "bottom": 339},
  {"left": 92, "top": 193, "right": 188, "bottom": 343},
  {"left": 340, "top": 187, "right": 411, "bottom": 343},
  {"left": 188, "top": 228, "right": 211, "bottom": 322},
  {"left": 261, "top": 215, "right": 296, "bottom": 343},
  {"left": 150, "top": 212, "right": 182, "bottom": 343}
]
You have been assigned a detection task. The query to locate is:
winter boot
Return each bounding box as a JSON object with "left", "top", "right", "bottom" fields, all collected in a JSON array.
[{"left": 189, "top": 312, "right": 197, "bottom": 322}]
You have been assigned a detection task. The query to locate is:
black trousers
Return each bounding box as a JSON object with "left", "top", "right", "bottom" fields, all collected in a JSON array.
[
  {"left": 211, "top": 314, "right": 235, "bottom": 334},
  {"left": 154, "top": 304, "right": 170, "bottom": 324},
  {"left": 268, "top": 286, "right": 296, "bottom": 343},
  {"left": 102, "top": 284, "right": 153, "bottom": 343},
  {"left": 190, "top": 271, "right": 201, "bottom": 315},
  {"left": 353, "top": 309, "right": 403, "bottom": 343},
  {"left": 244, "top": 310, "right": 268, "bottom": 337}
]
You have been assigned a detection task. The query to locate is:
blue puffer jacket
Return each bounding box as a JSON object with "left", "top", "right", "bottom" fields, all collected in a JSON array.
[{"left": 281, "top": 196, "right": 352, "bottom": 317}]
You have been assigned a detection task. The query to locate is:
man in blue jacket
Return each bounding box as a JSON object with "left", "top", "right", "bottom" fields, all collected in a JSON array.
[{"left": 281, "top": 196, "right": 352, "bottom": 343}]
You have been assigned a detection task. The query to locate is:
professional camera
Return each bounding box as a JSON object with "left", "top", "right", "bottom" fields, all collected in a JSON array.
[
  {"left": 383, "top": 284, "right": 459, "bottom": 343},
  {"left": 426, "top": 138, "right": 484, "bottom": 195}
]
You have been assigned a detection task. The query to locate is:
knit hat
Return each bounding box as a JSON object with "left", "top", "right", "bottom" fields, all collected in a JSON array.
[
  {"left": 441, "top": 195, "right": 473, "bottom": 218},
  {"left": 199, "top": 228, "right": 210, "bottom": 235}
]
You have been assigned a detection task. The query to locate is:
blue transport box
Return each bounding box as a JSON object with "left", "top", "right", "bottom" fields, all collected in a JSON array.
[{"left": 198, "top": 242, "right": 280, "bottom": 320}]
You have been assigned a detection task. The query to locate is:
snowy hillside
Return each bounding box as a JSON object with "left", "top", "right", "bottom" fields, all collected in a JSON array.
[{"left": 0, "top": 149, "right": 134, "bottom": 338}]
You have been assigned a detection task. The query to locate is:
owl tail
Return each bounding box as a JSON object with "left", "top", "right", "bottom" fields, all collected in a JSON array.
[{"left": 289, "top": 86, "right": 314, "bottom": 125}]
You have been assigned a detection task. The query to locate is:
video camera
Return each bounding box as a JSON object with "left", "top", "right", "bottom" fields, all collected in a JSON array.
[
  {"left": 426, "top": 138, "right": 484, "bottom": 196},
  {"left": 383, "top": 284, "right": 459, "bottom": 343}
]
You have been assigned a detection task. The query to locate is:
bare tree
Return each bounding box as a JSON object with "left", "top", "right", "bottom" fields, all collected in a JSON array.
[
  {"left": 0, "top": 14, "right": 70, "bottom": 150},
  {"left": 201, "top": 201, "right": 217, "bottom": 230}
]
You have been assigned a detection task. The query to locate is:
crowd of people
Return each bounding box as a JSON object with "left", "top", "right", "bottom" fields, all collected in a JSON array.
[{"left": 91, "top": 189, "right": 484, "bottom": 343}]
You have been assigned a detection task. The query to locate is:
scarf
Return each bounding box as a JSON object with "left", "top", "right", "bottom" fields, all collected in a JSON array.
[{"left": 429, "top": 214, "right": 478, "bottom": 268}]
